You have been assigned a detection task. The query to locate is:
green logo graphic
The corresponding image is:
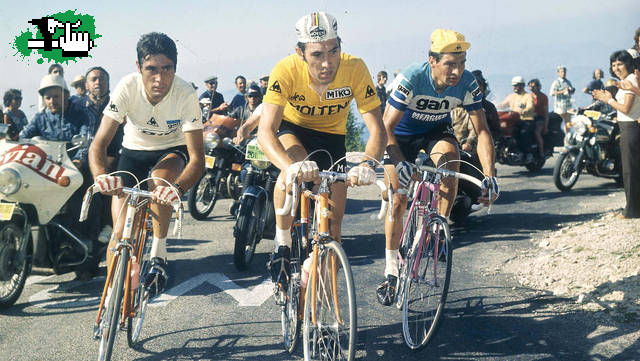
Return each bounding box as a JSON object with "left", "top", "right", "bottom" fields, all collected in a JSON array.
[{"left": 11, "top": 10, "right": 101, "bottom": 64}]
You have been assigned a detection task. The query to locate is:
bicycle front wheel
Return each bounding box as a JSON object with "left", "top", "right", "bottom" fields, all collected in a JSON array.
[
  {"left": 281, "top": 223, "right": 304, "bottom": 353},
  {"left": 303, "top": 240, "right": 356, "bottom": 361},
  {"left": 401, "top": 215, "right": 452, "bottom": 350},
  {"left": 98, "top": 249, "right": 129, "bottom": 361},
  {"left": 127, "top": 228, "right": 153, "bottom": 347}
]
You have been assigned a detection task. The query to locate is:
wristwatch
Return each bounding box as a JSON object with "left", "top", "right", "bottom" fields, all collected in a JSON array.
[{"left": 361, "top": 160, "right": 376, "bottom": 169}]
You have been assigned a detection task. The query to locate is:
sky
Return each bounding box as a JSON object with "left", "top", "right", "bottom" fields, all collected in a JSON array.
[{"left": 1, "top": 0, "right": 639, "bottom": 121}]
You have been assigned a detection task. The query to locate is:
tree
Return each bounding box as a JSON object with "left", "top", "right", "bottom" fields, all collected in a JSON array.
[{"left": 345, "top": 108, "right": 365, "bottom": 152}]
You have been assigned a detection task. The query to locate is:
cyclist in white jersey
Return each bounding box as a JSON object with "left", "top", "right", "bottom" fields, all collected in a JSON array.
[{"left": 89, "top": 32, "right": 204, "bottom": 297}]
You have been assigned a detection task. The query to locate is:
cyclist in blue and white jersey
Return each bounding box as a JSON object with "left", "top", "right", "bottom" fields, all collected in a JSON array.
[{"left": 376, "top": 29, "right": 498, "bottom": 305}]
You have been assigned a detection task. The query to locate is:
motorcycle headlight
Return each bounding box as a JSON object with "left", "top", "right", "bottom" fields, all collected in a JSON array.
[
  {"left": 204, "top": 132, "right": 220, "bottom": 152},
  {"left": 0, "top": 168, "right": 22, "bottom": 195},
  {"left": 250, "top": 159, "right": 271, "bottom": 170},
  {"left": 574, "top": 122, "right": 587, "bottom": 136}
]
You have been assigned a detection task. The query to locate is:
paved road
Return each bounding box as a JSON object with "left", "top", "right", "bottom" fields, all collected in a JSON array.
[{"left": 1, "top": 155, "right": 635, "bottom": 360}]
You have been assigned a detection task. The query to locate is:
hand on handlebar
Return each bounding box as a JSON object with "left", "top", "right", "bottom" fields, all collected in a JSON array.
[
  {"left": 152, "top": 185, "right": 181, "bottom": 207},
  {"left": 479, "top": 176, "right": 499, "bottom": 206},
  {"left": 284, "top": 161, "right": 319, "bottom": 187},
  {"left": 95, "top": 174, "right": 123, "bottom": 196},
  {"left": 347, "top": 165, "right": 376, "bottom": 186}
]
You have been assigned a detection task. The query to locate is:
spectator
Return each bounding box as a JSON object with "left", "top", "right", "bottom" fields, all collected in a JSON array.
[
  {"left": 199, "top": 75, "right": 227, "bottom": 116},
  {"left": 229, "top": 75, "right": 247, "bottom": 110},
  {"left": 633, "top": 26, "right": 640, "bottom": 52},
  {"left": 451, "top": 106, "right": 476, "bottom": 152},
  {"left": 471, "top": 69, "right": 501, "bottom": 140},
  {"left": 550, "top": 65, "right": 575, "bottom": 132},
  {"left": 528, "top": 78, "right": 549, "bottom": 158},
  {"left": 259, "top": 74, "right": 269, "bottom": 95},
  {"left": 376, "top": 70, "right": 388, "bottom": 114},
  {"left": 583, "top": 68, "right": 605, "bottom": 94},
  {"left": 48, "top": 63, "right": 64, "bottom": 77},
  {"left": 230, "top": 84, "right": 262, "bottom": 123},
  {"left": 70, "top": 74, "right": 87, "bottom": 102},
  {"left": 593, "top": 50, "right": 640, "bottom": 219},
  {"left": 3, "top": 89, "right": 28, "bottom": 133},
  {"left": 498, "top": 75, "right": 535, "bottom": 162}
]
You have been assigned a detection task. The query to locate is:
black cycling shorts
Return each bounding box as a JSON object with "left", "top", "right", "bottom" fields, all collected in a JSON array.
[
  {"left": 383, "top": 124, "right": 458, "bottom": 165},
  {"left": 277, "top": 120, "right": 347, "bottom": 172},
  {"left": 116, "top": 145, "right": 188, "bottom": 189}
]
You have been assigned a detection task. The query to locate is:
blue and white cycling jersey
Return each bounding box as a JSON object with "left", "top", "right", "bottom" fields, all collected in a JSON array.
[{"left": 388, "top": 62, "right": 482, "bottom": 136}]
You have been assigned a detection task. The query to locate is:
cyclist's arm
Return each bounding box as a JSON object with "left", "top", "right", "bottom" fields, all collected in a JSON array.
[
  {"left": 173, "top": 129, "right": 205, "bottom": 193},
  {"left": 235, "top": 111, "right": 260, "bottom": 144},
  {"left": 89, "top": 115, "right": 120, "bottom": 178},
  {"left": 382, "top": 105, "right": 406, "bottom": 164},
  {"left": 468, "top": 109, "right": 495, "bottom": 177},
  {"left": 257, "top": 102, "right": 292, "bottom": 171},
  {"left": 360, "top": 107, "right": 386, "bottom": 164}
]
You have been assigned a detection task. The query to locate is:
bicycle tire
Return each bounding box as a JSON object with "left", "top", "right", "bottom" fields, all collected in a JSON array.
[
  {"left": 281, "top": 223, "right": 303, "bottom": 353},
  {"left": 98, "top": 248, "right": 129, "bottom": 361},
  {"left": 127, "top": 224, "right": 153, "bottom": 347},
  {"left": 401, "top": 215, "right": 451, "bottom": 350},
  {"left": 303, "top": 240, "right": 356, "bottom": 361}
]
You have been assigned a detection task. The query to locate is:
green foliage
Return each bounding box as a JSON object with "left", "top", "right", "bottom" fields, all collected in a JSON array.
[{"left": 345, "top": 108, "right": 365, "bottom": 152}]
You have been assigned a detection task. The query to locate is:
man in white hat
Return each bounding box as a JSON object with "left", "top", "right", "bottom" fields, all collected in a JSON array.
[
  {"left": 258, "top": 11, "right": 386, "bottom": 291},
  {"left": 200, "top": 75, "right": 227, "bottom": 116},
  {"left": 377, "top": 29, "right": 497, "bottom": 305},
  {"left": 498, "top": 76, "right": 536, "bottom": 162},
  {"left": 70, "top": 74, "right": 87, "bottom": 103}
]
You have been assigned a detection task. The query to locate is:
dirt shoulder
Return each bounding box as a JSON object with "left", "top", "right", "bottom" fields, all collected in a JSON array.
[{"left": 502, "top": 210, "right": 640, "bottom": 322}]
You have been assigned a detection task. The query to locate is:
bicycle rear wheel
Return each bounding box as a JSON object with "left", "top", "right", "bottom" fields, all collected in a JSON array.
[
  {"left": 401, "top": 215, "right": 451, "bottom": 350},
  {"left": 303, "top": 240, "right": 356, "bottom": 361},
  {"left": 127, "top": 226, "right": 153, "bottom": 347},
  {"left": 98, "top": 249, "right": 129, "bottom": 361}
]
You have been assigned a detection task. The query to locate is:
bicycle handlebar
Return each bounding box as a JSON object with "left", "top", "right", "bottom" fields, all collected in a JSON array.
[{"left": 416, "top": 164, "right": 483, "bottom": 189}]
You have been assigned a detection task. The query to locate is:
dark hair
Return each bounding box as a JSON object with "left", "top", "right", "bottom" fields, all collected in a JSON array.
[
  {"left": 593, "top": 68, "right": 603, "bottom": 79},
  {"left": 609, "top": 50, "right": 634, "bottom": 79},
  {"left": 85, "top": 66, "right": 110, "bottom": 85},
  {"left": 633, "top": 27, "right": 640, "bottom": 51},
  {"left": 471, "top": 69, "right": 487, "bottom": 87},
  {"left": 48, "top": 64, "right": 63, "bottom": 74},
  {"left": 528, "top": 78, "right": 541, "bottom": 88},
  {"left": 428, "top": 50, "right": 465, "bottom": 63},
  {"left": 235, "top": 75, "right": 246, "bottom": 83},
  {"left": 297, "top": 37, "right": 342, "bottom": 54},
  {"left": 136, "top": 32, "right": 177, "bottom": 70},
  {"left": 3, "top": 89, "right": 22, "bottom": 107},
  {"left": 377, "top": 70, "right": 388, "bottom": 79}
]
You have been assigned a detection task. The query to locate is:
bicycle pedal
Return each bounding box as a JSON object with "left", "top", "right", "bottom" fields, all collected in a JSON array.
[{"left": 273, "top": 285, "right": 287, "bottom": 306}]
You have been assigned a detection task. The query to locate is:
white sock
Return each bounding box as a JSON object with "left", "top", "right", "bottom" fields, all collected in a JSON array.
[
  {"left": 384, "top": 249, "right": 399, "bottom": 278},
  {"left": 274, "top": 226, "right": 292, "bottom": 250},
  {"left": 150, "top": 236, "right": 167, "bottom": 261}
]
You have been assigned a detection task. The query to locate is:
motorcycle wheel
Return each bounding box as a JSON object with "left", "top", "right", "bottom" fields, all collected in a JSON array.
[
  {"left": 233, "top": 196, "right": 261, "bottom": 271},
  {"left": 553, "top": 152, "right": 581, "bottom": 191},
  {"left": 0, "top": 222, "right": 30, "bottom": 309},
  {"left": 187, "top": 173, "right": 219, "bottom": 220},
  {"left": 226, "top": 173, "right": 243, "bottom": 201},
  {"left": 525, "top": 157, "right": 546, "bottom": 172}
]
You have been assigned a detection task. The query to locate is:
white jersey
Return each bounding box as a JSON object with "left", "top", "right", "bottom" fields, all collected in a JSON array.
[{"left": 103, "top": 72, "right": 203, "bottom": 151}]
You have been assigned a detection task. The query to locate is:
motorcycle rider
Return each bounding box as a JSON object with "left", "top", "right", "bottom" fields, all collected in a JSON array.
[
  {"left": 378, "top": 29, "right": 497, "bottom": 305},
  {"left": 89, "top": 32, "right": 204, "bottom": 297},
  {"left": 498, "top": 76, "right": 536, "bottom": 163},
  {"left": 528, "top": 78, "right": 549, "bottom": 159}
]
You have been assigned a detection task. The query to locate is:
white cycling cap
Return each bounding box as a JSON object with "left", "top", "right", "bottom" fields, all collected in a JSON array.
[{"left": 295, "top": 12, "right": 338, "bottom": 43}]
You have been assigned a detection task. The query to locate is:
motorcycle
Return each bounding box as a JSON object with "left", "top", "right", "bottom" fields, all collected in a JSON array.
[
  {"left": 495, "top": 111, "right": 564, "bottom": 171},
  {"left": 232, "top": 138, "right": 279, "bottom": 270},
  {"left": 0, "top": 128, "right": 103, "bottom": 309},
  {"left": 187, "top": 114, "right": 245, "bottom": 220},
  {"left": 448, "top": 150, "right": 486, "bottom": 223},
  {"left": 553, "top": 109, "right": 621, "bottom": 191}
]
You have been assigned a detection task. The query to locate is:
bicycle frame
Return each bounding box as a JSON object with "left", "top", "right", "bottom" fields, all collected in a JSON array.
[
  {"left": 399, "top": 172, "right": 443, "bottom": 286},
  {"left": 94, "top": 191, "right": 151, "bottom": 329}
]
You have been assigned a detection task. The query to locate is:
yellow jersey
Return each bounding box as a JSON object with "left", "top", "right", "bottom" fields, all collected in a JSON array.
[{"left": 263, "top": 52, "right": 381, "bottom": 135}]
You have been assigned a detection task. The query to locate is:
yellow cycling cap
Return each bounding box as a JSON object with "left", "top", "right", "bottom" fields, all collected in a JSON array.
[{"left": 430, "top": 29, "right": 470, "bottom": 53}]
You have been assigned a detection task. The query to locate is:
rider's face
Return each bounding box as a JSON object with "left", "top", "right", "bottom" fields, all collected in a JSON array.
[
  {"left": 86, "top": 69, "right": 109, "bottom": 99},
  {"left": 429, "top": 52, "right": 466, "bottom": 89},
  {"left": 137, "top": 54, "right": 176, "bottom": 104},
  {"left": 42, "top": 87, "right": 66, "bottom": 113},
  {"left": 298, "top": 38, "right": 341, "bottom": 85}
]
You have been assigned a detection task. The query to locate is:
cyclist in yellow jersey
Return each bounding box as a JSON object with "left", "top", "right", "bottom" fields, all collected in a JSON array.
[{"left": 258, "top": 11, "right": 387, "bottom": 288}]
